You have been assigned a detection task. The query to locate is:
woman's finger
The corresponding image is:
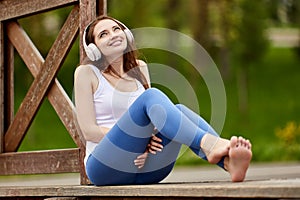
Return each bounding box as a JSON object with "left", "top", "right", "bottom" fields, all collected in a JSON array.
[
  {"left": 148, "top": 148, "right": 157, "bottom": 154},
  {"left": 149, "top": 145, "right": 162, "bottom": 152},
  {"left": 134, "top": 159, "right": 145, "bottom": 165},
  {"left": 150, "top": 140, "right": 163, "bottom": 149},
  {"left": 152, "top": 135, "right": 162, "bottom": 142}
]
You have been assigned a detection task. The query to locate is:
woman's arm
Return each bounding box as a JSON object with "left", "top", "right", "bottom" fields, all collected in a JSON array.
[
  {"left": 134, "top": 60, "right": 164, "bottom": 169},
  {"left": 74, "top": 65, "right": 108, "bottom": 143},
  {"left": 137, "top": 59, "right": 151, "bottom": 88}
]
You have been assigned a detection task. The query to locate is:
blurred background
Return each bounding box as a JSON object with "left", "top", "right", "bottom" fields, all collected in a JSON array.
[{"left": 15, "top": 0, "right": 300, "bottom": 165}]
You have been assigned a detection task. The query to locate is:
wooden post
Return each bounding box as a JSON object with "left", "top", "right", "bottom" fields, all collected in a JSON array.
[
  {"left": 0, "top": 22, "right": 3, "bottom": 153},
  {"left": 0, "top": 0, "right": 107, "bottom": 186},
  {"left": 78, "top": 0, "right": 96, "bottom": 185},
  {"left": 97, "top": 0, "right": 107, "bottom": 16},
  {"left": 79, "top": 0, "right": 97, "bottom": 62},
  {"left": 4, "top": 24, "right": 14, "bottom": 131},
  {"left": 78, "top": 0, "right": 108, "bottom": 185}
]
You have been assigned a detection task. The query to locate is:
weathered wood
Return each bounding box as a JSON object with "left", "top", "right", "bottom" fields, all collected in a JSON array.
[
  {"left": 0, "top": 0, "right": 78, "bottom": 21},
  {"left": 0, "top": 179, "right": 300, "bottom": 199},
  {"left": 79, "top": 0, "right": 97, "bottom": 62},
  {"left": 45, "top": 198, "right": 79, "bottom": 200},
  {"left": 0, "top": 22, "right": 4, "bottom": 153},
  {"left": 4, "top": 27, "right": 15, "bottom": 131},
  {"left": 97, "top": 0, "right": 107, "bottom": 16},
  {"left": 0, "top": 0, "right": 107, "bottom": 186},
  {"left": 0, "top": 148, "right": 80, "bottom": 175},
  {"left": 6, "top": 21, "right": 44, "bottom": 77},
  {"left": 4, "top": 6, "right": 79, "bottom": 152},
  {"left": 78, "top": 0, "right": 97, "bottom": 185},
  {"left": 6, "top": 21, "right": 86, "bottom": 149}
]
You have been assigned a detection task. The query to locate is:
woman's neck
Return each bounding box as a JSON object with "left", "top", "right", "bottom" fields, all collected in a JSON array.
[{"left": 106, "top": 56, "right": 126, "bottom": 77}]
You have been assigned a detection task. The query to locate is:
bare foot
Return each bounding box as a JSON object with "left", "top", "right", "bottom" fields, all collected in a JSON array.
[
  {"left": 225, "top": 136, "right": 252, "bottom": 182},
  {"left": 201, "top": 134, "right": 230, "bottom": 164}
]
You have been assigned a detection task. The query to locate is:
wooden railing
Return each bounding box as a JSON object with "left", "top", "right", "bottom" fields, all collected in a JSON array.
[{"left": 0, "top": 0, "right": 106, "bottom": 185}]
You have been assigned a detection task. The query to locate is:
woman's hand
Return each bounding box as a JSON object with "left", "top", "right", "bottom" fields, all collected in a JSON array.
[
  {"left": 134, "top": 152, "right": 148, "bottom": 169},
  {"left": 134, "top": 134, "right": 163, "bottom": 169},
  {"left": 147, "top": 134, "right": 163, "bottom": 154}
]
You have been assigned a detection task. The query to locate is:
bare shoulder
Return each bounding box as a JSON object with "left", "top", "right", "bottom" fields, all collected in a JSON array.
[
  {"left": 137, "top": 59, "right": 149, "bottom": 74},
  {"left": 137, "top": 59, "right": 150, "bottom": 84},
  {"left": 74, "top": 65, "right": 93, "bottom": 77},
  {"left": 74, "top": 65, "right": 99, "bottom": 92},
  {"left": 137, "top": 59, "right": 147, "bottom": 67},
  {"left": 74, "top": 65, "right": 97, "bottom": 85}
]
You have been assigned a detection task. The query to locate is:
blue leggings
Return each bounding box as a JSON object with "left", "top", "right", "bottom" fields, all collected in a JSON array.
[{"left": 86, "top": 88, "right": 224, "bottom": 185}]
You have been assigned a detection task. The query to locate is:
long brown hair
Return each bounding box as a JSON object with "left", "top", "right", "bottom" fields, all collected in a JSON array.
[{"left": 83, "top": 15, "right": 150, "bottom": 89}]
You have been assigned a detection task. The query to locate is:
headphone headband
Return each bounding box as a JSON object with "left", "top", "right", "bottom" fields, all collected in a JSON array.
[{"left": 83, "top": 17, "right": 134, "bottom": 61}]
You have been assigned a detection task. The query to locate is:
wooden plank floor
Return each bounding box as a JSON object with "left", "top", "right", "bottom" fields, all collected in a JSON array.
[
  {"left": 0, "top": 179, "right": 299, "bottom": 199},
  {"left": 0, "top": 179, "right": 300, "bottom": 199},
  {"left": 0, "top": 163, "right": 299, "bottom": 199}
]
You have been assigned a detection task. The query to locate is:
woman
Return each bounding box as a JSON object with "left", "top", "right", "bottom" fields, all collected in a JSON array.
[{"left": 74, "top": 15, "right": 252, "bottom": 186}]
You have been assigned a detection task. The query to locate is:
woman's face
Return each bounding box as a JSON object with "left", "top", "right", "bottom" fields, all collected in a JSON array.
[{"left": 93, "top": 19, "right": 128, "bottom": 59}]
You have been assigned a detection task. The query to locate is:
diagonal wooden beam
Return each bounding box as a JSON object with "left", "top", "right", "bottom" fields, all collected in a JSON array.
[
  {"left": 0, "top": 0, "right": 78, "bottom": 21},
  {"left": 6, "top": 21, "right": 86, "bottom": 149},
  {"left": 5, "top": 6, "right": 80, "bottom": 152}
]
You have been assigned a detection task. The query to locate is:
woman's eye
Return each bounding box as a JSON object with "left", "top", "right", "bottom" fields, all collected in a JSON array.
[
  {"left": 99, "top": 32, "right": 107, "bottom": 38},
  {"left": 114, "top": 26, "right": 121, "bottom": 31}
]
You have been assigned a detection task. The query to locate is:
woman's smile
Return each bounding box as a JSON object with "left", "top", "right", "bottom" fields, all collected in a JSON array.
[
  {"left": 93, "top": 19, "right": 128, "bottom": 58},
  {"left": 108, "top": 38, "right": 123, "bottom": 47}
]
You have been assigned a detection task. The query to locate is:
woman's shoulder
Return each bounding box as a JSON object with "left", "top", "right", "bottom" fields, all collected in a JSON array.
[
  {"left": 74, "top": 64, "right": 99, "bottom": 82},
  {"left": 137, "top": 59, "right": 147, "bottom": 67},
  {"left": 136, "top": 59, "right": 150, "bottom": 85},
  {"left": 75, "top": 64, "right": 93, "bottom": 74},
  {"left": 75, "top": 64, "right": 99, "bottom": 78}
]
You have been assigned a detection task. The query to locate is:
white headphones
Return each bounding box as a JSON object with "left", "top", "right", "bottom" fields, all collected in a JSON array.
[{"left": 83, "top": 18, "right": 134, "bottom": 61}]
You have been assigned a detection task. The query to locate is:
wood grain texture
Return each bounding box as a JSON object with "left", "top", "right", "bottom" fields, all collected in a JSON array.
[
  {"left": 6, "top": 21, "right": 85, "bottom": 149},
  {"left": 4, "top": 6, "right": 79, "bottom": 152},
  {"left": 0, "top": 0, "right": 78, "bottom": 21},
  {"left": 0, "top": 23, "right": 3, "bottom": 153},
  {"left": 0, "top": 148, "right": 80, "bottom": 175},
  {"left": 0, "top": 179, "right": 299, "bottom": 199},
  {"left": 79, "top": 0, "right": 96, "bottom": 62}
]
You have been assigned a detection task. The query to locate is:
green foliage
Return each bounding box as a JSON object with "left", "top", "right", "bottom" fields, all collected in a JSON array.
[
  {"left": 274, "top": 121, "right": 300, "bottom": 160},
  {"left": 11, "top": 1, "right": 300, "bottom": 164},
  {"left": 276, "top": 121, "right": 300, "bottom": 145},
  {"left": 232, "top": 0, "right": 269, "bottom": 66}
]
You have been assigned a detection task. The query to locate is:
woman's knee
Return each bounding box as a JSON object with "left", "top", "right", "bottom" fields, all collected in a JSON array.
[
  {"left": 175, "top": 104, "right": 185, "bottom": 110},
  {"left": 143, "top": 88, "right": 163, "bottom": 98}
]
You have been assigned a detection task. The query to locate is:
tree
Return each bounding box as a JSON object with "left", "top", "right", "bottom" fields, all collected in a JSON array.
[{"left": 232, "top": 0, "right": 269, "bottom": 115}]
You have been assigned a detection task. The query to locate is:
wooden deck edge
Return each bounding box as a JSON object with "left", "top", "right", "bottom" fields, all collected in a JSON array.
[{"left": 0, "top": 179, "right": 299, "bottom": 199}]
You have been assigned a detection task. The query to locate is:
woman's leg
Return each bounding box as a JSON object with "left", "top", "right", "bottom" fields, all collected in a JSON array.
[
  {"left": 175, "top": 104, "right": 226, "bottom": 169},
  {"left": 87, "top": 88, "right": 210, "bottom": 185},
  {"left": 175, "top": 104, "right": 218, "bottom": 136},
  {"left": 86, "top": 129, "right": 182, "bottom": 185},
  {"left": 133, "top": 103, "right": 223, "bottom": 184},
  {"left": 135, "top": 132, "right": 182, "bottom": 184}
]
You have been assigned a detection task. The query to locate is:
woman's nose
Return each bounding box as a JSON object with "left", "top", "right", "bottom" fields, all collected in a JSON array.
[
  {"left": 110, "top": 30, "right": 121, "bottom": 39},
  {"left": 110, "top": 33, "right": 118, "bottom": 40}
]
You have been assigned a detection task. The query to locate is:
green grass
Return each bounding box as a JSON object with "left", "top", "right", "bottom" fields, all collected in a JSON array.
[
  {"left": 246, "top": 48, "right": 300, "bottom": 161},
  {"left": 16, "top": 47, "right": 300, "bottom": 164},
  {"left": 176, "top": 47, "right": 300, "bottom": 165}
]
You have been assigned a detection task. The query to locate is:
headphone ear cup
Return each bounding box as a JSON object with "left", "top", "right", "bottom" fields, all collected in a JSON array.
[
  {"left": 83, "top": 22, "right": 101, "bottom": 61},
  {"left": 87, "top": 43, "right": 102, "bottom": 61},
  {"left": 124, "top": 29, "right": 134, "bottom": 44}
]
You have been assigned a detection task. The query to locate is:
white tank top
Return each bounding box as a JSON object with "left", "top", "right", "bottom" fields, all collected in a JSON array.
[{"left": 84, "top": 65, "right": 145, "bottom": 166}]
